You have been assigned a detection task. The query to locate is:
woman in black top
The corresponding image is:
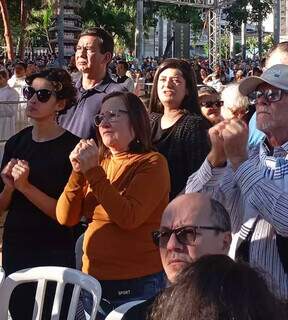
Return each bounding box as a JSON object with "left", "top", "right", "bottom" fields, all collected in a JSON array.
[
  {"left": 149, "top": 59, "right": 210, "bottom": 200},
  {"left": 0, "top": 68, "right": 79, "bottom": 319}
]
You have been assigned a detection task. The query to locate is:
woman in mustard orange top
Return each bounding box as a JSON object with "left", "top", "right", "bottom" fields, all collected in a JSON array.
[{"left": 56, "top": 91, "right": 170, "bottom": 316}]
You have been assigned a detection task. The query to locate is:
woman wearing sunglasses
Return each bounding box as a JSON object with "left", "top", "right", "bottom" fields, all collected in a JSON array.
[
  {"left": 56, "top": 91, "right": 170, "bottom": 317},
  {"left": 0, "top": 68, "right": 79, "bottom": 319},
  {"left": 149, "top": 59, "right": 210, "bottom": 200},
  {"left": 198, "top": 85, "right": 223, "bottom": 126}
]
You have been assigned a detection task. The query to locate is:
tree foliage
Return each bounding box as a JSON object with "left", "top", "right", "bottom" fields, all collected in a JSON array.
[
  {"left": 224, "top": 0, "right": 273, "bottom": 57},
  {"left": 1, "top": 0, "right": 203, "bottom": 57},
  {"left": 0, "top": 0, "right": 43, "bottom": 58},
  {"left": 224, "top": 0, "right": 273, "bottom": 33},
  {"left": 79, "top": 0, "right": 203, "bottom": 50}
]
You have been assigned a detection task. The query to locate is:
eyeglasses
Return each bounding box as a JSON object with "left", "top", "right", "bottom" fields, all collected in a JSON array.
[
  {"left": 23, "top": 86, "right": 55, "bottom": 103},
  {"left": 248, "top": 88, "right": 288, "bottom": 104},
  {"left": 152, "top": 225, "right": 226, "bottom": 247},
  {"left": 200, "top": 100, "right": 224, "bottom": 108},
  {"left": 94, "top": 109, "right": 129, "bottom": 126}
]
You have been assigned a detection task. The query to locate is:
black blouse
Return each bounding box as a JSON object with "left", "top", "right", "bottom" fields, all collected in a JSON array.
[{"left": 150, "top": 112, "right": 210, "bottom": 200}]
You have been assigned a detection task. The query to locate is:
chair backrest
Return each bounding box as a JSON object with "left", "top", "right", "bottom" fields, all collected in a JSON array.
[
  {"left": 75, "top": 233, "right": 84, "bottom": 270},
  {"left": 105, "top": 300, "right": 146, "bottom": 320},
  {"left": 0, "top": 267, "right": 5, "bottom": 288},
  {"left": 0, "top": 266, "right": 102, "bottom": 320}
]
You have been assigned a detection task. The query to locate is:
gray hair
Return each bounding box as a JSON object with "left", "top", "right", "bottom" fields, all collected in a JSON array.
[
  {"left": 210, "top": 198, "right": 231, "bottom": 232},
  {"left": 221, "top": 83, "right": 249, "bottom": 119}
]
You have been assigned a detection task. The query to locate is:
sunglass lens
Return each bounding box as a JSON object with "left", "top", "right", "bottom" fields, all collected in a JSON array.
[
  {"left": 267, "top": 90, "right": 281, "bottom": 102},
  {"left": 23, "top": 86, "right": 35, "bottom": 100},
  {"left": 178, "top": 228, "right": 196, "bottom": 245},
  {"left": 94, "top": 115, "right": 104, "bottom": 126},
  {"left": 216, "top": 101, "right": 224, "bottom": 108},
  {"left": 152, "top": 231, "right": 160, "bottom": 247},
  {"left": 37, "top": 89, "right": 52, "bottom": 103},
  {"left": 248, "top": 91, "right": 258, "bottom": 104}
]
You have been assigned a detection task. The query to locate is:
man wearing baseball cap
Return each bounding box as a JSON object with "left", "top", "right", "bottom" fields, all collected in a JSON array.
[{"left": 186, "top": 64, "right": 288, "bottom": 300}]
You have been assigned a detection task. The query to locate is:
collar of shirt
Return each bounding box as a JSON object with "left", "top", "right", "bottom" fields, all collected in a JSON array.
[
  {"left": 258, "top": 139, "right": 288, "bottom": 177},
  {"left": 75, "top": 73, "right": 114, "bottom": 94}
]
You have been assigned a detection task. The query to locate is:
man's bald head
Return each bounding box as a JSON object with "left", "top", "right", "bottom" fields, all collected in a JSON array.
[
  {"left": 161, "top": 193, "right": 231, "bottom": 232},
  {"left": 159, "top": 193, "right": 231, "bottom": 283},
  {"left": 265, "top": 42, "right": 288, "bottom": 69}
]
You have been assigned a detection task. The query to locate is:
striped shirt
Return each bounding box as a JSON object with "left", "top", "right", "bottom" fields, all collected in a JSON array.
[{"left": 185, "top": 140, "right": 288, "bottom": 299}]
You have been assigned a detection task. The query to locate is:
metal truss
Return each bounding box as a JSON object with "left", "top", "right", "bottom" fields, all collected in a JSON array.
[
  {"left": 150, "top": 0, "right": 213, "bottom": 9},
  {"left": 150, "top": 0, "right": 235, "bottom": 9},
  {"left": 208, "top": 8, "right": 222, "bottom": 67},
  {"left": 150, "top": 0, "right": 236, "bottom": 67}
]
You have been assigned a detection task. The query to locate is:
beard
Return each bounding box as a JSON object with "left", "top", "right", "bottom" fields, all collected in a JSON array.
[{"left": 257, "top": 120, "right": 274, "bottom": 132}]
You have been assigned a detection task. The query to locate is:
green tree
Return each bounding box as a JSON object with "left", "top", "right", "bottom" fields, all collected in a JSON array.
[
  {"left": 26, "top": 4, "right": 54, "bottom": 54},
  {"left": 0, "top": 0, "right": 43, "bottom": 59},
  {"left": 80, "top": 0, "right": 202, "bottom": 51},
  {"left": 224, "top": 0, "right": 273, "bottom": 58},
  {"left": 246, "top": 36, "right": 258, "bottom": 58},
  {"left": 80, "top": 0, "right": 136, "bottom": 50}
]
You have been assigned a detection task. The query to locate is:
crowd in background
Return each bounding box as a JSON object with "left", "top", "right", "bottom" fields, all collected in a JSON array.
[{"left": 1, "top": 27, "right": 288, "bottom": 320}]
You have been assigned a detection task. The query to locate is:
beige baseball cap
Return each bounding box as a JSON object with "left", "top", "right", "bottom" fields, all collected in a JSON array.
[{"left": 239, "top": 64, "right": 288, "bottom": 96}]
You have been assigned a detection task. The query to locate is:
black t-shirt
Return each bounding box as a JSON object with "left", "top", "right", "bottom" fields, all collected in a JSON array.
[
  {"left": 150, "top": 112, "right": 210, "bottom": 200},
  {"left": 0, "top": 126, "right": 80, "bottom": 251}
]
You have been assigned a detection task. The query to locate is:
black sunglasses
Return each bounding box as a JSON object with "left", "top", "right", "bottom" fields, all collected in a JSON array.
[
  {"left": 200, "top": 100, "right": 224, "bottom": 108},
  {"left": 23, "top": 86, "right": 55, "bottom": 103},
  {"left": 152, "top": 225, "right": 226, "bottom": 247},
  {"left": 248, "top": 88, "right": 288, "bottom": 104}
]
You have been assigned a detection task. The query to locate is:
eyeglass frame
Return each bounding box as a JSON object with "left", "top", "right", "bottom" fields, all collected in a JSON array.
[
  {"left": 23, "top": 86, "right": 56, "bottom": 103},
  {"left": 152, "top": 225, "right": 227, "bottom": 247},
  {"left": 200, "top": 100, "right": 224, "bottom": 108},
  {"left": 248, "top": 88, "right": 288, "bottom": 104},
  {"left": 94, "top": 109, "right": 129, "bottom": 127}
]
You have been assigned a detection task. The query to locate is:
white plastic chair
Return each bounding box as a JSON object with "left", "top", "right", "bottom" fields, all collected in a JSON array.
[
  {"left": 0, "top": 267, "right": 5, "bottom": 287},
  {"left": 105, "top": 300, "right": 146, "bottom": 320},
  {"left": 0, "top": 266, "right": 102, "bottom": 320},
  {"left": 75, "top": 233, "right": 84, "bottom": 270}
]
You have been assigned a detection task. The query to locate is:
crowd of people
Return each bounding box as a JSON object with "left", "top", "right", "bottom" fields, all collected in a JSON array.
[{"left": 0, "top": 26, "right": 288, "bottom": 320}]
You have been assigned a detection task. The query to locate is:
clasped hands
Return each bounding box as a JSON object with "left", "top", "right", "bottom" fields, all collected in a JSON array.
[
  {"left": 207, "top": 118, "right": 249, "bottom": 170},
  {"left": 69, "top": 139, "right": 99, "bottom": 174},
  {"left": 1, "top": 159, "right": 30, "bottom": 192}
]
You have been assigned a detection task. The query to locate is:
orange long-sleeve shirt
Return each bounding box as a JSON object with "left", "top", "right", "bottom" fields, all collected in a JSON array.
[{"left": 56, "top": 151, "right": 170, "bottom": 280}]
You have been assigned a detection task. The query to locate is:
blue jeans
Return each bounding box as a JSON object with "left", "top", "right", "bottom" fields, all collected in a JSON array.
[{"left": 81, "top": 271, "right": 166, "bottom": 319}]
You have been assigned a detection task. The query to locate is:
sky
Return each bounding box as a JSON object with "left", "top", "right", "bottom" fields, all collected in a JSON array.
[{"left": 263, "top": 13, "right": 273, "bottom": 32}]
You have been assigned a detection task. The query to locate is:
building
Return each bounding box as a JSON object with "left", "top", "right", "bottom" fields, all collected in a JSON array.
[
  {"left": 49, "top": 0, "right": 82, "bottom": 58},
  {"left": 280, "top": 0, "right": 288, "bottom": 41}
]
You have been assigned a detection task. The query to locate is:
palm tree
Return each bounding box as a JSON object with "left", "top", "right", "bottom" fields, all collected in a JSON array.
[
  {"left": 26, "top": 5, "right": 54, "bottom": 54},
  {"left": 0, "top": 0, "right": 14, "bottom": 60}
]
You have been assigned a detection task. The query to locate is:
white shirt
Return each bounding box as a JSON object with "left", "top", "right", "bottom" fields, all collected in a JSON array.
[
  {"left": 8, "top": 75, "right": 26, "bottom": 101},
  {"left": 185, "top": 141, "right": 288, "bottom": 299},
  {"left": 0, "top": 85, "right": 19, "bottom": 162}
]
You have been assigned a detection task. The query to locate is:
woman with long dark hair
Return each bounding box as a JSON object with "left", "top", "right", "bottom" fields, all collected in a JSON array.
[
  {"left": 149, "top": 59, "right": 210, "bottom": 199},
  {"left": 150, "top": 255, "right": 286, "bottom": 320}
]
